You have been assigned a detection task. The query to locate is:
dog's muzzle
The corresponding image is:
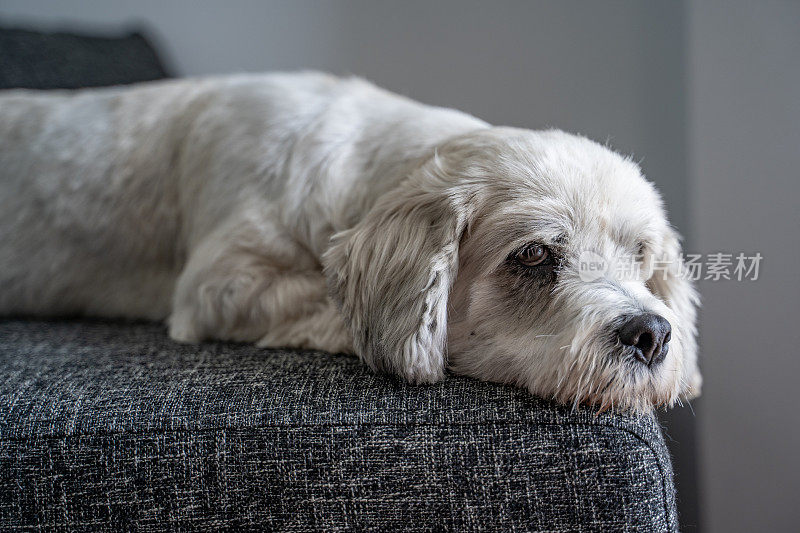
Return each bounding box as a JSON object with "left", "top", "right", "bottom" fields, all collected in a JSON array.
[{"left": 618, "top": 313, "right": 671, "bottom": 367}]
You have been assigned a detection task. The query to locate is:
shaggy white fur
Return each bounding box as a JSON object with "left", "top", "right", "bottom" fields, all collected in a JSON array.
[{"left": 0, "top": 72, "right": 700, "bottom": 412}]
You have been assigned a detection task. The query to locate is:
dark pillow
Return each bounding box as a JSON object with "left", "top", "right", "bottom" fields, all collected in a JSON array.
[{"left": 0, "top": 25, "right": 170, "bottom": 90}]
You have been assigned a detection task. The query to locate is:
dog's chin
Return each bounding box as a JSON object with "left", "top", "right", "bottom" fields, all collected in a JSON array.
[
  {"left": 544, "top": 336, "right": 687, "bottom": 414},
  {"left": 448, "top": 329, "right": 685, "bottom": 415},
  {"left": 547, "top": 357, "right": 683, "bottom": 415}
]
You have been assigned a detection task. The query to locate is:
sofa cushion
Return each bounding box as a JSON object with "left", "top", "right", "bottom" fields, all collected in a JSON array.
[
  {"left": 0, "top": 319, "right": 677, "bottom": 531},
  {"left": 0, "top": 26, "right": 169, "bottom": 90}
]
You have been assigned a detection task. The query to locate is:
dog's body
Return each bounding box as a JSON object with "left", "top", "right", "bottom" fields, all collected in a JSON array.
[{"left": 0, "top": 72, "right": 699, "bottom": 411}]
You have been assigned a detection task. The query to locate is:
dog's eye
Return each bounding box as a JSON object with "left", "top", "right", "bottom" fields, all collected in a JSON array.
[
  {"left": 515, "top": 244, "right": 551, "bottom": 267},
  {"left": 635, "top": 242, "right": 647, "bottom": 261}
]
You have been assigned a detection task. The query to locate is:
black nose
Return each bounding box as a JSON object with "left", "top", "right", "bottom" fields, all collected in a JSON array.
[{"left": 618, "top": 313, "right": 672, "bottom": 366}]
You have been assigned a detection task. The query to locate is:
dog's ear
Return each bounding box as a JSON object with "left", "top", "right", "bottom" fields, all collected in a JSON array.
[
  {"left": 647, "top": 226, "right": 702, "bottom": 398},
  {"left": 323, "top": 163, "right": 473, "bottom": 384}
]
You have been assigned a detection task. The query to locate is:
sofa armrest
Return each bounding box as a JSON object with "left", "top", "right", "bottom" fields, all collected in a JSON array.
[{"left": 0, "top": 320, "right": 677, "bottom": 531}]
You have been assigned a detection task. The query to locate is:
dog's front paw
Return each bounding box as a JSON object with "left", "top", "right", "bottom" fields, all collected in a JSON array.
[{"left": 168, "top": 311, "right": 202, "bottom": 344}]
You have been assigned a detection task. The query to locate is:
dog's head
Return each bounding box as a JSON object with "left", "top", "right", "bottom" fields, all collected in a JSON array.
[{"left": 324, "top": 128, "right": 699, "bottom": 412}]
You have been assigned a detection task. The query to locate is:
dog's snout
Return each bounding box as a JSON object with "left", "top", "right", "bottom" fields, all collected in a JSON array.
[{"left": 619, "top": 313, "right": 671, "bottom": 366}]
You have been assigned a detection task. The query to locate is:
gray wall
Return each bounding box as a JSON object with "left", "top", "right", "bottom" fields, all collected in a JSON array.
[{"left": 688, "top": 1, "right": 800, "bottom": 531}]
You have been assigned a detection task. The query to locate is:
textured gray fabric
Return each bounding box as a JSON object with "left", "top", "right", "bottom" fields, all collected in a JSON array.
[
  {"left": 0, "top": 320, "right": 678, "bottom": 531},
  {"left": 0, "top": 26, "right": 169, "bottom": 90}
]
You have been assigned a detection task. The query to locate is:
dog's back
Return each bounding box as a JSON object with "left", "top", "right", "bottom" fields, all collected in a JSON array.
[
  {"left": 0, "top": 74, "right": 332, "bottom": 319},
  {"left": 0, "top": 72, "right": 482, "bottom": 320},
  {"left": 0, "top": 82, "right": 182, "bottom": 318}
]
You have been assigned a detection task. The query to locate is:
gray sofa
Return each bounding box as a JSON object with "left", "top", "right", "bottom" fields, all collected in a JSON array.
[
  {"left": 0, "top": 320, "right": 677, "bottom": 531},
  {"left": 0, "top": 27, "right": 678, "bottom": 531}
]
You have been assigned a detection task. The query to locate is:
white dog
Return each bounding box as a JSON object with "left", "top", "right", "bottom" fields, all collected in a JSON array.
[{"left": 0, "top": 72, "right": 699, "bottom": 412}]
